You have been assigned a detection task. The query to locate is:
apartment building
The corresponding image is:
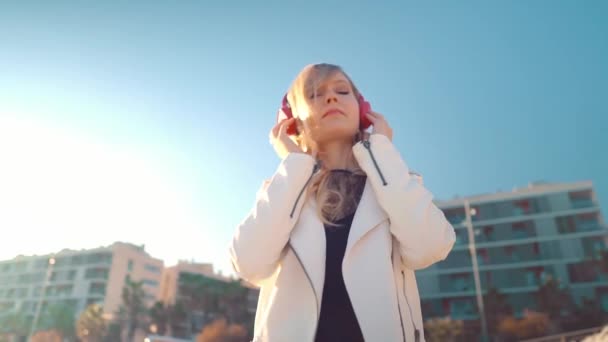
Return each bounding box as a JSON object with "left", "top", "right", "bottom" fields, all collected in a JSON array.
[
  {"left": 417, "top": 180, "right": 607, "bottom": 320},
  {"left": 0, "top": 241, "right": 163, "bottom": 321}
]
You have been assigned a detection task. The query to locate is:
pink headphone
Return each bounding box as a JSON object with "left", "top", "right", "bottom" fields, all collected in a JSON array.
[{"left": 276, "top": 93, "right": 373, "bottom": 136}]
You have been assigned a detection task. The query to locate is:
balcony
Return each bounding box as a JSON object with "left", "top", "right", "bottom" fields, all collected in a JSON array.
[
  {"left": 85, "top": 267, "right": 109, "bottom": 280},
  {"left": 571, "top": 199, "right": 595, "bottom": 209},
  {"left": 569, "top": 190, "right": 595, "bottom": 210}
]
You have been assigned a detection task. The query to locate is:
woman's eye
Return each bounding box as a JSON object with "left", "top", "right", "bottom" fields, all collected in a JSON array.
[
  {"left": 309, "top": 92, "right": 323, "bottom": 99},
  {"left": 337, "top": 90, "right": 350, "bottom": 95}
]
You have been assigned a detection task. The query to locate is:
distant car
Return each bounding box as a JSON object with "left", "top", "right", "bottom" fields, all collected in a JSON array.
[{"left": 144, "top": 335, "right": 193, "bottom": 342}]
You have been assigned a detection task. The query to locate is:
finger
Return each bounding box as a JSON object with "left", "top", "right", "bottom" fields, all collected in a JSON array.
[
  {"left": 271, "top": 121, "right": 283, "bottom": 138},
  {"left": 370, "top": 112, "right": 386, "bottom": 120},
  {"left": 366, "top": 112, "right": 378, "bottom": 123},
  {"left": 272, "top": 118, "right": 293, "bottom": 138},
  {"left": 277, "top": 120, "right": 287, "bottom": 138},
  {"left": 278, "top": 118, "right": 294, "bottom": 137}
]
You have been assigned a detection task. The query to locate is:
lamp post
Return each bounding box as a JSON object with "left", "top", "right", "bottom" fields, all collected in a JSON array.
[
  {"left": 463, "top": 199, "right": 489, "bottom": 342},
  {"left": 28, "top": 256, "right": 55, "bottom": 340}
]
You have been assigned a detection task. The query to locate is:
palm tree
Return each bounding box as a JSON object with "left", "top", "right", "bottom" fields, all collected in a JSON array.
[
  {"left": 178, "top": 273, "right": 224, "bottom": 334},
  {"left": 149, "top": 301, "right": 170, "bottom": 335},
  {"left": 117, "top": 275, "right": 147, "bottom": 342},
  {"left": 219, "top": 280, "right": 250, "bottom": 324},
  {"left": 77, "top": 304, "right": 106, "bottom": 342}
]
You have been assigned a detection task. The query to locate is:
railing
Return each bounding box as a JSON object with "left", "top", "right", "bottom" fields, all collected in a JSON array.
[{"left": 520, "top": 325, "right": 605, "bottom": 342}]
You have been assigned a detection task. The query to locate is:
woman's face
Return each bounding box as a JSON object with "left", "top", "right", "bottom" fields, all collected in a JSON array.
[{"left": 297, "top": 72, "right": 360, "bottom": 146}]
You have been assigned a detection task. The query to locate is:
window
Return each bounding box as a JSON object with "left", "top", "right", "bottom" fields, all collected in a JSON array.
[
  {"left": 477, "top": 249, "right": 489, "bottom": 265},
  {"left": 569, "top": 190, "right": 593, "bottom": 209},
  {"left": 55, "top": 285, "right": 73, "bottom": 297},
  {"left": 533, "top": 242, "right": 540, "bottom": 255},
  {"left": 556, "top": 216, "right": 576, "bottom": 234},
  {"left": 85, "top": 268, "right": 109, "bottom": 279},
  {"left": 143, "top": 279, "right": 159, "bottom": 287},
  {"left": 144, "top": 264, "right": 161, "bottom": 274},
  {"left": 88, "top": 282, "right": 106, "bottom": 296},
  {"left": 443, "top": 207, "right": 466, "bottom": 225},
  {"left": 483, "top": 226, "right": 494, "bottom": 242},
  {"left": 16, "top": 288, "right": 28, "bottom": 298},
  {"left": 14, "top": 261, "right": 28, "bottom": 272},
  {"left": 71, "top": 255, "right": 84, "bottom": 266},
  {"left": 513, "top": 199, "right": 531, "bottom": 215},
  {"left": 87, "top": 253, "right": 112, "bottom": 265},
  {"left": 127, "top": 260, "right": 134, "bottom": 272}
]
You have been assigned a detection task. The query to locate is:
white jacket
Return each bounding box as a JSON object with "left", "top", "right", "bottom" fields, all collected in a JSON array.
[{"left": 229, "top": 134, "right": 456, "bottom": 342}]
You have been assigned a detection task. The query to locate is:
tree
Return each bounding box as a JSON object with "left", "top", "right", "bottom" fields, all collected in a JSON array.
[
  {"left": 0, "top": 310, "right": 30, "bottom": 339},
  {"left": 102, "top": 322, "right": 122, "bottom": 342},
  {"left": 168, "top": 300, "right": 190, "bottom": 338},
  {"left": 423, "top": 317, "right": 463, "bottom": 342},
  {"left": 31, "top": 330, "right": 63, "bottom": 342},
  {"left": 117, "top": 275, "right": 147, "bottom": 342},
  {"left": 149, "top": 301, "right": 169, "bottom": 335},
  {"left": 536, "top": 277, "right": 575, "bottom": 320},
  {"left": 218, "top": 280, "right": 250, "bottom": 324},
  {"left": 561, "top": 297, "right": 606, "bottom": 331},
  {"left": 39, "top": 303, "right": 76, "bottom": 340},
  {"left": 498, "top": 310, "right": 549, "bottom": 340},
  {"left": 196, "top": 318, "right": 248, "bottom": 342},
  {"left": 483, "top": 287, "right": 513, "bottom": 334},
  {"left": 77, "top": 304, "right": 107, "bottom": 342}
]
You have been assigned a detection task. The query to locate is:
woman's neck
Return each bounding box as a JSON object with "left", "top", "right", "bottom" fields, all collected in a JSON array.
[{"left": 318, "top": 140, "right": 355, "bottom": 170}]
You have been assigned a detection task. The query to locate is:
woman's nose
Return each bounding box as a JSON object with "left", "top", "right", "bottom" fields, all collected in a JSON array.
[{"left": 325, "top": 95, "right": 337, "bottom": 104}]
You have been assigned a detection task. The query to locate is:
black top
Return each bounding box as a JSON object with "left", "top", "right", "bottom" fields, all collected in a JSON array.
[{"left": 315, "top": 172, "right": 366, "bottom": 342}]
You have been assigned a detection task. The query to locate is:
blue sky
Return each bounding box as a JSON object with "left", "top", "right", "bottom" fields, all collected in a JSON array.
[{"left": 0, "top": 1, "right": 606, "bottom": 275}]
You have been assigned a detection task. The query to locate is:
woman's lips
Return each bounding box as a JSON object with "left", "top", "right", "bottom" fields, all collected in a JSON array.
[{"left": 323, "top": 109, "right": 344, "bottom": 118}]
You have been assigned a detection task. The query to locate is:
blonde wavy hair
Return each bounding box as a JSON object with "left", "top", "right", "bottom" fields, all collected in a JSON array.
[{"left": 286, "top": 63, "right": 367, "bottom": 226}]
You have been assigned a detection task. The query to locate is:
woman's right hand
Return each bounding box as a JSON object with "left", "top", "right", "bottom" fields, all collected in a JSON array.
[{"left": 269, "top": 118, "right": 305, "bottom": 160}]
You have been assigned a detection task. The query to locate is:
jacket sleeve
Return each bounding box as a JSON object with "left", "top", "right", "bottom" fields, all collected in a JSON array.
[
  {"left": 228, "top": 152, "right": 317, "bottom": 285},
  {"left": 352, "top": 134, "right": 456, "bottom": 270}
]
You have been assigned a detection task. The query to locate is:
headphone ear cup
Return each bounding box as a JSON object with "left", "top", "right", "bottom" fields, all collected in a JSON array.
[
  {"left": 358, "top": 95, "right": 372, "bottom": 130},
  {"left": 278, "top": 94, "right": 299, "bottom": 136}
]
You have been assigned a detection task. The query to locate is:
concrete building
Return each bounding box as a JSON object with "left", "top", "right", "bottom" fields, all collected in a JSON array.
[
  {"left": 159, "top": 261, "right": 216, "bottom": 306},
  {"left": 417, "top": 180, "right": 607, "bottom": 320},
  {"left": 0, "top": 241, "right": 163, "bottom": 321},
  {"left": 157, "top": 261, "right": 259, "bottom": 339}
]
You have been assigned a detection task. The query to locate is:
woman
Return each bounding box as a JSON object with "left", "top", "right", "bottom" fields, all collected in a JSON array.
[{"left": 229, "top": 63, "right": 456, "bottom": 341}]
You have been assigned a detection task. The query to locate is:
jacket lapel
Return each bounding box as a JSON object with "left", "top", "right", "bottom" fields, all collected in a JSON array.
[
  {"left": 346, "top": 179, "right": 389, "bottom": 258},
  {"left": 288, "top": 200, "right": 326, "bottom": 315}
]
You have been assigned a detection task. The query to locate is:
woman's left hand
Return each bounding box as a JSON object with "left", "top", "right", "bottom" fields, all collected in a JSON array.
[{"left": 366, "top": 111, "right": 393, "bottom": 141}]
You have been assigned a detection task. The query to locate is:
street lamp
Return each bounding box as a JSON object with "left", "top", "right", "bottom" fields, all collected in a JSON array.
[
  {"left": 463, "top": 200, "right": 489, "bottom": 342},
  {"left": 28, "top": 256, "right": 56, "bottom": 340}
]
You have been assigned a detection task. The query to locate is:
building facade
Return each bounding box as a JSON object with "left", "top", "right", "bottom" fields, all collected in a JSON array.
[
  {"left": 417, "top": 181, "right": 607, "bottom": 320},
  {"left": 158, "top": 261, "right": 259, "bottom": 339},
  {"left": 0, "top": 241, "right": 163, "bottom": 321}
]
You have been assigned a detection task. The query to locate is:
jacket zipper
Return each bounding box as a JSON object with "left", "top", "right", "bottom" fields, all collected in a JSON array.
[
  {"left": 396, "top": 290, "right": 407, "bottom": 341},
  {"left": 289, "top": 244, "right": 320, "bottom": 339},
  {"left": 289, "top": 162, "right": 321, "bottom": 218},
  {"left": 362, "top": 140, "right": 387, "bottom": 186},
  {"left": 391, "top": 246, "right": 407, "bottom": 341},
  {"left": 402, "top": 270, "right": 420, "bottom": 342}
]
